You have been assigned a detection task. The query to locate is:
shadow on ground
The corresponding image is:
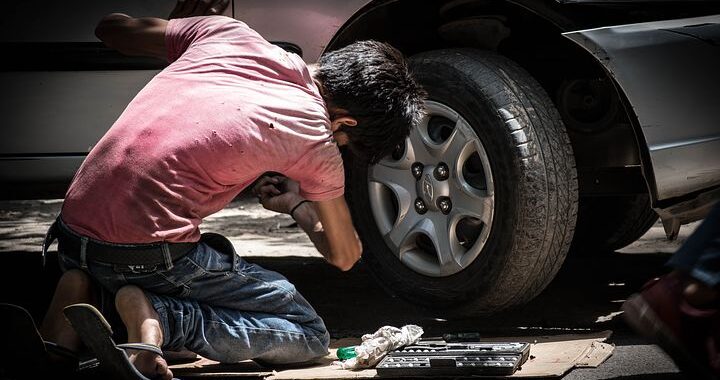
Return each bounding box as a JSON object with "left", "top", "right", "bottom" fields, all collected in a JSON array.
[{"left": 0, "top": 248, "right": 672, "bottom": 341}]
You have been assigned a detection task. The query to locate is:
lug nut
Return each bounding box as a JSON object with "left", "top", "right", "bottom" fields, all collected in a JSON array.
[
  {"left": 437, "top": 197, "right": 452, "bottom": 215},
  {"left": 434, "top": 162, "right": 450, "bottom": 181},
  {"left": 414, "top": 198, "right": 428, "bottom": 214},
  {"left": 411, "top": 163, "right": 424, "bottom": 180}
]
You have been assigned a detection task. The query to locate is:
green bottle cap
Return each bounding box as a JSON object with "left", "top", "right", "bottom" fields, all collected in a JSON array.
[{"left": 336, "top": 346, "right": 357, "bottom": 360}]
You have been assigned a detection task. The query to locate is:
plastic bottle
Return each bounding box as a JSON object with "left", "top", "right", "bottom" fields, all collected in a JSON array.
[{"left": 336, "top": 346, "right": 357, "bottom": 360}]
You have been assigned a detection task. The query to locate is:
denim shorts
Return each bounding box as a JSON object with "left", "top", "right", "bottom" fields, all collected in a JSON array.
[{"left": 58, "top": 232, "right": 329, "bottom": 364}]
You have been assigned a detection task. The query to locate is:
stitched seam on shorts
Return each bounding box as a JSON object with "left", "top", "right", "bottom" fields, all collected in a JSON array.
[
  {"left": 238, "top": 273, "right": 296, "bottom": 300},
  {"left": 207, "top": 320, "right": 308, "bottom": 337}
]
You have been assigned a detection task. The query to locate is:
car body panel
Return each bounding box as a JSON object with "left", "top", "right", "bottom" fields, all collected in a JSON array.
[
  {"left": 563, "top": 15, "right": 720, "bottom": 200},
  {"left": 3, "top": 2, "right": 178, "bottom": 43},
  {"left": 233, "top": 0, "right": 373, "bottom": 63},
  {"left": 0, "top": 71, "right": 158, "bottom": 156},
  {"left": 0, "top": 0, "right": 227, "bottom": 185},
  {"left": 2, "top": 0, "right": 719, "bottom": 213},
  {"left": 0, "top": 156, "right": 85, "bottom": 184},
  {"left": 556, "top": 0, "right": 720, "bottom": 3}
]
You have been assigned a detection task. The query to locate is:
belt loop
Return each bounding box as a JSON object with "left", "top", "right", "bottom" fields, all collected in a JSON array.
[
  {"left": 79, "top": 237, "right": 89, "bottom": 269},
  {"left": 41, "top": 219, "right": 59, "bottom": 269},
  {"left": 161, "top": 243, "right": 174, "bottom": 271},
  {"left": 232, "top": 248, "right": 238, "bottom": 270}
]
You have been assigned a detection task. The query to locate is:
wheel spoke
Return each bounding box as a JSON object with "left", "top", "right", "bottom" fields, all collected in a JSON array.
[
  {"left": 451, "top": 185, "right": 493, "bottom": 225},
  {"left": 368, "top": 161, "right": 415, "bottom": 236},
  {"left": 424, "top": 214, "right": 463, "bottom": 271},
  {"left": 369, "top": 162, "right": 416, "bottom": 194},
  {"left": 408, "top": 123, "right": 435, "bottom": 163},
  {"left": 377, "top": 135, "right": 416, "bottom": 170},
  {"left": 432, "top": 124, "right": 475, "bottom": 163},
  {"left": 386, "top": 211, "right": 421, "bottom": 251}
]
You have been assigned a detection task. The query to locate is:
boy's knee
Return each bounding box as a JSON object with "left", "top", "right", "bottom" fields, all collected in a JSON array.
[
  {"left": 302, "top": 334, "right": 331, "bottom": 363},
  {"left": 311, "top": 331, "right": 331, "bottom": 359},
  {"left": 304, "top": 317, "right": 330, "bottom": 349},
  {"left": 253, "top": 329, "right": 330, "bottom": 366},
  {"left": 114, "top": 285, "right": 146, "bottom": 310},
  {"left": 312, "top": 326, "right": 330, "bottom": 352},
  {"left": 59, "top": 269, "right": 92, "bottom": 291},
  {"left": 302, "top": 325, "right": 331, "bottom": 361}
]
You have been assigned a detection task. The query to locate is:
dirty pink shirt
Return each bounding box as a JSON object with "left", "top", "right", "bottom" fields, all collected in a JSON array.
[{"left": 61, "top": 16, "right": 344, "bottom": 243}]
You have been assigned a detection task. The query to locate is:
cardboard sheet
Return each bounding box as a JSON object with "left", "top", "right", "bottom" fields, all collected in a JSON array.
[{"left": 171, "top": 330, "right": 614, "bottom": 379}]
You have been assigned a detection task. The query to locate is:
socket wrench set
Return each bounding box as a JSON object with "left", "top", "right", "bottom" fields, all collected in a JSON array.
[{"left": 376, "top": 340, "right": 531, "bottom": 377}]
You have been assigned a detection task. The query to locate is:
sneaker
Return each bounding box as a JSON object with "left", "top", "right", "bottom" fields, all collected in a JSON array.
[{"left": 622, "top": 273, "right": 720, "bottom": 380}]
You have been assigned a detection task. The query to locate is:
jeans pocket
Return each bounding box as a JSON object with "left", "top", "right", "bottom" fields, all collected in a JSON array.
[
  {"left": 190, "top": 236, "right": 236, "bottom": 273},
  {"left": 125, "top": 257, "right": 206, "bottom": 297}
]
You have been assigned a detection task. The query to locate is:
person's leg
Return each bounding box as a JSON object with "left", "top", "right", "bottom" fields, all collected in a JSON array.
[
  {"left": 669, "top": 202, "right": 720, "bottom": 309},
  {"left": 668, "top": 201, "right": 720, "bottom": 298},
  {"left": 124, "top": 238, "right": 329, "bottom": 365},
  {"left": 114, "top": 285, "right": 173, "bottom": 380},
  {"left": 185, "top": 238, "right": 329, "bottom": 364},
  {"left": 40, "top": 269, "right": 96, "bottom": 356},
  {"left": 145, "top": 292, "right": 329, "bottom": 365},
  {"left": 623, "top": 202, "right": 720, "bottom": 378}
]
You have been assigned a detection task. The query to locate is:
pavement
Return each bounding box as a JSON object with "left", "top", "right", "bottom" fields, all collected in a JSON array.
[{"left": 0, "top": 197, "right": 704, "bottom": 379}]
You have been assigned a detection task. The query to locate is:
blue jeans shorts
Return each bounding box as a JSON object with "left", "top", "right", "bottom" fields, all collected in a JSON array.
[{"left": 58, "top": 231, "right": 329, "bottom": 365}]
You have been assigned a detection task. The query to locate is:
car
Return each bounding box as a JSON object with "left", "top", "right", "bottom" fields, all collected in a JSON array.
[{"left": 2, "top": 0, "right": 719, "bottom": 314}]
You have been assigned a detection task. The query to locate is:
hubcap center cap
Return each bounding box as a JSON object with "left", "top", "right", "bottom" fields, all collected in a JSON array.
[
  {"left": 422, "top": 174, "right": 434, "bottom": 200},
  {"left": 417, "top": 166, "right": 449, "bottom": 210}
]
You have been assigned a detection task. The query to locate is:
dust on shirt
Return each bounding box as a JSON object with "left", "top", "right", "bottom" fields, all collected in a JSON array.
[{"left": 62, "top": 16, "right": 344, "bottom": 243}]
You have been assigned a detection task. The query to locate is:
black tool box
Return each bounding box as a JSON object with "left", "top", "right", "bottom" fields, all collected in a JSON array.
[{"left": 376, "top": 340, "right": 531, "bottom": 377}]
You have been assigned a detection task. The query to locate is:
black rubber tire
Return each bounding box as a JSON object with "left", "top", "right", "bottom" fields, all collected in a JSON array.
[
  {"left": 571, "top": 194, "right": 658, "bottom": 254},
  {"left": 346, "top": 49, "right": 579, "bottom": 314}
]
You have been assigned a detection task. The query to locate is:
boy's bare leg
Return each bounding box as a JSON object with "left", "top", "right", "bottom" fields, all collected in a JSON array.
[
  {"left": 40, "top": 269, "right": 95, "bottom": 356},
  {"left": 115, "top": 285, "right": 173, "bottom": 380}
]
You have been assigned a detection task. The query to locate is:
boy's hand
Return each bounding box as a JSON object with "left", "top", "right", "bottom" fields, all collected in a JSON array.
[
  {"left": 169, "top": 0, "right": 230, "bottom": 19},
  {"left": 253, "top": 176, "right": 304, "bottom": 215}
]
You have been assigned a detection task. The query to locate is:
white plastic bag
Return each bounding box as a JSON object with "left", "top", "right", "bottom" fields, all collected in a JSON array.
[{"left": 333, "top": 324, "right": 424, "bottom": 370}]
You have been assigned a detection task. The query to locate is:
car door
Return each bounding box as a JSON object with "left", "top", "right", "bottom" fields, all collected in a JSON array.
[{"left": 0, "top": 1, "right": 231, "bottom": 197}]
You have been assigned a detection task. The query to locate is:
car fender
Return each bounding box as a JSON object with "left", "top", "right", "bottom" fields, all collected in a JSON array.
[{"left": 562, "top": 15, "right": 720, "bottom": 202}]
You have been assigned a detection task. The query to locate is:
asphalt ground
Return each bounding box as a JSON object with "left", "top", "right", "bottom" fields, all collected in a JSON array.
[{"left": 0, "top": 197, "right": 703, "bottom": 379}]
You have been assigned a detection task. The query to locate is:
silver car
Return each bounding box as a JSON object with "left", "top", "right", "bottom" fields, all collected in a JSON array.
[{"left": 2, "top": 0, "right": 719, "bottom": 314}]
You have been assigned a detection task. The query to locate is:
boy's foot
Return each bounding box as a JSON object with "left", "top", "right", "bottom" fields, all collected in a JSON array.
[
  {"left": 622, "top": 273, "right": 720, "bottom": 380},
  {"left": 115, "top": 285, "right": 173, "bottom": 380},
  {"left": 128, "top": 348, "right": 173, "bottom": 380},
  {"left": 64, "top": 303, "right": 172, "bottom": 380}
]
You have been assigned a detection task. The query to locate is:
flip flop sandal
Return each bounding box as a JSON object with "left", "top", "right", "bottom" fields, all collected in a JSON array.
[
  {"left": 0, "top": 303, "right": 82, "bottom": 376},
  {"left": 63, "top": 303, "right": 171, "bottom": 380}
]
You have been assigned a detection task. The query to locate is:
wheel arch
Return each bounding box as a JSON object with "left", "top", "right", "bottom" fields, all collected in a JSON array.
[{"left": 328, "top": 0, "right": 655, "bottom": 202}]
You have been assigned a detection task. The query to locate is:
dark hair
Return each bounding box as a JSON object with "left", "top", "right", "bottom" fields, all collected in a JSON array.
[{"left": 316, "top": 40, "right": 426, "bottom": 164}]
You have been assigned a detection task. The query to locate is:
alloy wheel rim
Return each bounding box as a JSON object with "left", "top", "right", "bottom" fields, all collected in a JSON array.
[{"left": 367, "top": 101, "right": 495, "bottom": 277}]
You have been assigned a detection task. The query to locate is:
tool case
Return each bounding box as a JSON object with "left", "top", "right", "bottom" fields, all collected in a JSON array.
[{"left": 376, "top": 340, "right": 531, "bottom": 377}]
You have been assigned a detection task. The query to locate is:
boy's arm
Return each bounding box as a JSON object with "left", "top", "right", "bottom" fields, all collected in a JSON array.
[
  {"left": 94, "top": 0, "right": 229, "bottom": 60},
  {"left": 255, "top": 176, "right": 362, "bottom": 271},
  {"left": 294, "top": 197, "right": 362, "bottom": 272},
  {"left": 95, "top": 14, "right": 168, "bottom": 60}
]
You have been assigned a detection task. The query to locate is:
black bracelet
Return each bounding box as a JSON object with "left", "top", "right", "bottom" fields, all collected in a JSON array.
[{"left": 290, "top": 200, "right": 311, "bottom": 219}]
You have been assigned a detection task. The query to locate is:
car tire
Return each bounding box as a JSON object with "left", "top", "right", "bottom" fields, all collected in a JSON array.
[
  {"left": 571, "top": 194, "right": 658, "bottom": 253},
  {"left": 346, "top": 49, "right": 578, "bottom": 314}
]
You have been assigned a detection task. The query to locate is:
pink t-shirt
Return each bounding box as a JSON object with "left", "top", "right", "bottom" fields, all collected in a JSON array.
[{"left": 62, "top": 16, "right": 344, "bottom": 243}]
